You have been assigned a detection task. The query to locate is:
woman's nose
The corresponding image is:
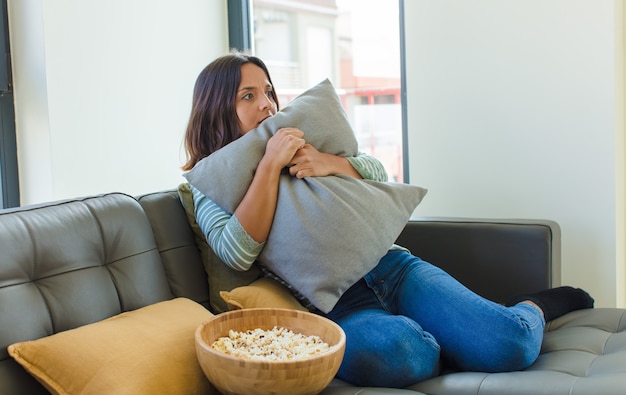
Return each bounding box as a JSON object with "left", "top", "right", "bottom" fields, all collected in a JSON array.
[{"left": 260, "top": 94, "right": 273, "bottom": 110}]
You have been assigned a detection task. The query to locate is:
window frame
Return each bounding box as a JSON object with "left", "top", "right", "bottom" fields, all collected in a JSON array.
[
  {"left": 228, "top": 0, "right": 409, "bottom": 182},
  {"left": 227, "top": 0, "right": 253, "bottom": 52},
  {"left": 0, "top": 0, "right": 19, "bottom": 209}
]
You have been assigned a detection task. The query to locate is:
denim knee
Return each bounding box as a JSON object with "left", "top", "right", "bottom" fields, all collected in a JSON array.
[
  {"left": 483, "top": 303, "right": 544, "bottom": 372},
  {"left": 460, "top": 331, "right": 542, "bottom": 372},
  {"left": 336, "top": 314, "right": 441, "bottom": 387},
  {"left": 448, "top": 303, "right": 545, "bottom": 372}
]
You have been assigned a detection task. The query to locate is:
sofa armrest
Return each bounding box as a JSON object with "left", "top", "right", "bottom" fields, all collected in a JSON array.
[{"left": 394, "top": 217, "right": 561, "bottom": 304}]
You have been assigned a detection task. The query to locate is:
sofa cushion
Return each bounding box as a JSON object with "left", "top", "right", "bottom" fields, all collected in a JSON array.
[
  {"left": 409, "top": 308, "right": 626, "bottom": 394},
  {"left": 220, "top": 277, "right": 307, "bottom": 311},
  {"left": 0, "top": 193, "right": 173, "bottom": 369},
  {"left": 177, "top": 183, "right": 262, "bottom": 313},
  {"left": 184, "top": 79, "right": 427, "bottom": 312},
  {"left": 8, "top": 298, "right": 216, "bottom": 395}
]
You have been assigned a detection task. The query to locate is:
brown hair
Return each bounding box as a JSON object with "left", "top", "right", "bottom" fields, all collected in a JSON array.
[{"left": 181, "top": 53, "right": 279, "bottom": 171}]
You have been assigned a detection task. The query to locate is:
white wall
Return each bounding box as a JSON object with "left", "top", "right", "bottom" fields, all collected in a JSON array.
[
  {"left": 8, "top": 0, "right": 229, "bottom": 204},
  {"left": 404, "top": 0, "right": 625, "bottom": 307}
]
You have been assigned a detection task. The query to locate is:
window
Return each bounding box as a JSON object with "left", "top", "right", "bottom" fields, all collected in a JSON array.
[
  {"left": 233, "top": 0, "right": 406, "bottom": 182},
  {"left": 0, "top": 0, "right": 19, "bottom": 208}
]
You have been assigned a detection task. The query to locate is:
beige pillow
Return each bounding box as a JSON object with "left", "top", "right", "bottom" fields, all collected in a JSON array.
[
  {"left": 8, "top": 298, "right": 217, "bottom": 395},
  {"left": 178, "top": 183, "right": 262, "bottom": 313},
  {"left": 220, "top": 277, "right": 307, "bottom": 311}
]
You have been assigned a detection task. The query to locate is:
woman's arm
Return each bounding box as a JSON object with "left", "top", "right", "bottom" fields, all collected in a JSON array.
[
  {"left": 192, "top": 128, "right": 304, "bottom": 268},
  {"left": 192, "top": 185, "right": 263, "bottom": 271},
  {"left": 234, "top": 128, "right": 305, "bottom": 243},
  {"left": 346, "top": 152, "right": 388, "bottom": 181},
  {"left": 288, "top": 147, "right": 388, "bottom": 181},
  {"left": 287, "top": 144, "right": 360, "bottom": 179}
]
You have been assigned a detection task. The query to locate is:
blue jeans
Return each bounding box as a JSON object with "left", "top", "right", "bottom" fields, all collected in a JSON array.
[{"left": 323, "top": 250, "right": 545, "bottom": 388}]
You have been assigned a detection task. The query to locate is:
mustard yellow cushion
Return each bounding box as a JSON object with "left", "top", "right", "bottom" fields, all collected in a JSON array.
[
  {"left": 220, "top": 277, "right": 307, "bottom": 311},
  {"left": 8, "top": 298, "right": 217, "bottom": 395}
]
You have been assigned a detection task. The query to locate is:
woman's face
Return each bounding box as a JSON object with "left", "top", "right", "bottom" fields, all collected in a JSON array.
[{"left": 236, "top": 63, "right": 277, "bottom": 135}]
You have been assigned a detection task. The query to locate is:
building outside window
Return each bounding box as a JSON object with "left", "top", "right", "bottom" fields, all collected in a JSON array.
[{"left": 252, "top": 0, "right": 403, "bottom": 181}]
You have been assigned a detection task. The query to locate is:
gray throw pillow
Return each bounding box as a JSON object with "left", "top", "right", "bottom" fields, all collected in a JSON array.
[
  {"left": 184, "top": 78, "right": 427, "bottom": 313},
  {"left": 263, "top": 174, "right": 426, "bottom": 313}
]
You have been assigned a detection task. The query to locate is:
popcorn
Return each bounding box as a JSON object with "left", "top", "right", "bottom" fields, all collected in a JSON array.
[{"left": 211, "top": 326, "right": 336, "bottom": 361}]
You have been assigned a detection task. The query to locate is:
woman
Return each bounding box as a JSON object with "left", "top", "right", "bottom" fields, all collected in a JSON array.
[{"left": 182, "top": 53, "right": 594, "bottom": 388}]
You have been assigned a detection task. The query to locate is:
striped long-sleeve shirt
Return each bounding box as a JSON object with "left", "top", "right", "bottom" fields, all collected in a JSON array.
[{"left": 191, "top": 152, "right": 389, "bottom": 272}]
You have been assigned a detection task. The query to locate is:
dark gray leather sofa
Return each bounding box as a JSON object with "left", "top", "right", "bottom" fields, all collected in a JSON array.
[{"left": 1, "top": 190, "right": 624, "bottom": 395}]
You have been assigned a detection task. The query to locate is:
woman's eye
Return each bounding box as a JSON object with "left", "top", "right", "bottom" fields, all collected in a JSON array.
[{"left": 242, "top": 93, "right": 253, "bottom": 100}]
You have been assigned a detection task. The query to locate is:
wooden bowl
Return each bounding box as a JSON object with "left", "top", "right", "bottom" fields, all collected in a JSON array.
[{"left": 195, "top": 308, "right": 346, "bottom": 395}]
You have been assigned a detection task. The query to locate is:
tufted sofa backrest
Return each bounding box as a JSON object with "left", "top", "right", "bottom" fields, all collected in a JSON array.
[
  {"left": 0, "top": 192, "right": 202, "bottom": 394},
  {"left": 136, "top": 190, "right": 210, "bottom": 308}
]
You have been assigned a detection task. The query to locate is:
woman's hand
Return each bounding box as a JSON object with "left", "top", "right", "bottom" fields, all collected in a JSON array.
[
  {"left": 236, "top": 127, "right": 305, "bottom": 243},
  {"left": 288, "top": 144, "right": 362, "bottom": 179},
  {"left": 260, "top": 128, "right": 306, "bottom": 171}
]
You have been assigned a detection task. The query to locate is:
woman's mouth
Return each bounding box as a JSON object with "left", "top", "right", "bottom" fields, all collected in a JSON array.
[{"left": 258, "top": 115, "right": 272, "bottom": 126}]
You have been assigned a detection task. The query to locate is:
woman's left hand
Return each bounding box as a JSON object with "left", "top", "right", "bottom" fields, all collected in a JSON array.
[{"left": 287, "top": 144, "right": 361, "bottom": 179}]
